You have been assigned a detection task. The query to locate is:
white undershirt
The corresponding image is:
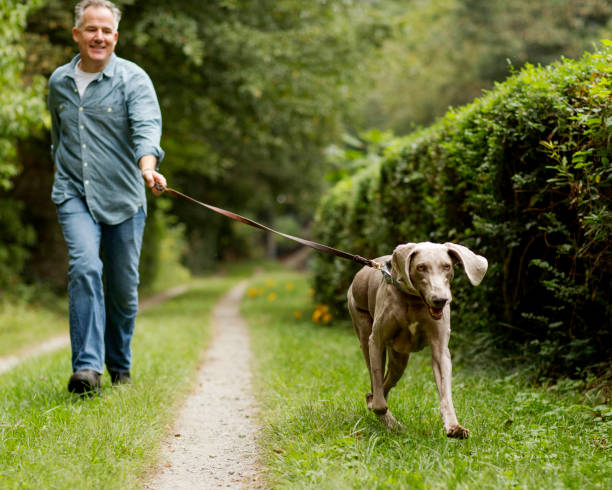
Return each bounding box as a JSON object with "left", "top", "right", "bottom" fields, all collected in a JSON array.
[{"left": 74, "top": 63, "right": 100, "bottom": 97}]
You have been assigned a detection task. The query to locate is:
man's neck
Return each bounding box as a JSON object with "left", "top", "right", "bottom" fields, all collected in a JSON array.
[{"left": 77, "top": 59, "right": 106, "bottom": 73}]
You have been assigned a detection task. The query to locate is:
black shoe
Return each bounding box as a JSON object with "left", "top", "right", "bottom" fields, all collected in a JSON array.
[
  {"left": 109, "top": 370, "right": 131, "bottom": 385},
  {"left": 68, "top": 370, "right": 101, "bottom": 396}
]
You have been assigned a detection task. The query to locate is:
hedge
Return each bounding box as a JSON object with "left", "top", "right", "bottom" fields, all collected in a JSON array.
[{"left": 312, "top": 41, "right": 611, "bottom": 378}]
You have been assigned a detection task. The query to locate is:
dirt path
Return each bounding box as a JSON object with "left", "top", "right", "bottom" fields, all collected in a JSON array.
[
  {"left": 145, "top": 280, "right": 261, "bottom": 489},
  {"left": 0, "top": 285, "right": 188, "bottom": 375}
]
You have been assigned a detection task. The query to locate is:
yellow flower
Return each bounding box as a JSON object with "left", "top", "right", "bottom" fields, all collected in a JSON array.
[
  {"left": 294, "top": 311, "right": 303, "bottom": 319},
  {"left": 322, "top": 313, "right": 332, "bottom": 324},
  {"left": 267, "top": 293, "right": 277, "bottom": 302},
  {"left": 285, "top": 282, "right": 295, "bottom": 291}
]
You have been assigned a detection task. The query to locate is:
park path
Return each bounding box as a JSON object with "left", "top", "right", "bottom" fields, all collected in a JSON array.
[
  {"left": 0, "top": 285, "right": 188, "bottom": 375},
  {"left": 145, "top": 280, "right": 262, "bottom": 489}
]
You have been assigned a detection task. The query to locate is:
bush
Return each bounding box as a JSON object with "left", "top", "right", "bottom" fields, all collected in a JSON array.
[
  {"left": 312, "top": 42, "right": 612, "bottom": 378},
  {"left": 0, "top": 0, "right": 47, "bottom": 289}
]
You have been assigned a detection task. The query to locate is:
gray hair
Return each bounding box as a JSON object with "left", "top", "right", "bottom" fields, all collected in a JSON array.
[{"left": 74, "top": 0, "right": 122, "bottom": 31}]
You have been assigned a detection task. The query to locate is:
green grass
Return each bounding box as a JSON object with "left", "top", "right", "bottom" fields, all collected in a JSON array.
[
  {"left": 0, "top": 274, "right": 244, "bottom": 489},
  {"left": 2, "top": 265, "right": 609, "bottom": 488},
  {"left": 0, "top": 290, "right": 68, "bottom": 357},
  {"left": 243, "top": 270, "right": 612, "bottom": 489}
]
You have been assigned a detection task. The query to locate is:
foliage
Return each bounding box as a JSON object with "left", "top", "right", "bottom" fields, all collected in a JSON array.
[
  {"left": 312, "top": 42, "right": 612, "bottom": 377},
  {"left": 0, "top": 0, "right": 47, "bottom": 289},
  {"left": 0, "top": 0, "right": 47, "bottom": 189},
  {"left": 4, "top": 0, "right": 612, "bottom": 291},
  {"left": 138, "top": 197, "right": 190, "bottom": 295},
  {"left": 364, "top": 0, "right": 612, "bottom": 130},
  {"left": 113, "top": 0, "right": 390, "bottom": 269},
  {"left": 244, "top": 271, "right": 611, "bottom": 489}
]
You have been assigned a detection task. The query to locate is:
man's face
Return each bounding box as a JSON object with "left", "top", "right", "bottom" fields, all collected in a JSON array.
[{"left": 72, "top": 6, "right": 118, "bottom": 72}]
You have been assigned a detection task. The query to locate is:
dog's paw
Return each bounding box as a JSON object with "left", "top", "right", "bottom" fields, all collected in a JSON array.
[
  {"left": 446, "top": 424, "right": 469, "bottom": 439},
  {"left": 365, "top": 393, "right": 373, "bottom": 410},
  {"left": 378, "top": 410, "right": 403, "bottom": 431}
]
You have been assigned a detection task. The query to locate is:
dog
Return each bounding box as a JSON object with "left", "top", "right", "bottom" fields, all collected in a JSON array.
[{"left": 347, "top": 242, "right": 488, "bottom": 438}]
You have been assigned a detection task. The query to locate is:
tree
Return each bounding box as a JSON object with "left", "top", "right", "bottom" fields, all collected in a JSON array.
[
  {"left": 0, "top": 0, "right": 47, "bottom": 288},
  {"left": 114, "top": 0, "right": 390, "bottom": 267},
  {"left": 363, "top": 0, "right": 612, "bottom": 131}
]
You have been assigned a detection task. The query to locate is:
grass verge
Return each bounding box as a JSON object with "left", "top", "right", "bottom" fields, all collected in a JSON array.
[
  {"left": 0, "top": 288, "right": 68, "bottom": 357},
  {"left": 0, "top": 273, "right": 245, "bottom": 489},
  {"left": 243, "top": 270, "right": 612, "bottom": 489}
]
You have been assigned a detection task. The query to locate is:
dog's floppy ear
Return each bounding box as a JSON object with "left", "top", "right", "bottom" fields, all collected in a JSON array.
[
  {"left": 444, "top": 243, "right": 488, "bottom": 286},
  {"left": 391, "top": 243, "right": 418, "bottom": 291}
]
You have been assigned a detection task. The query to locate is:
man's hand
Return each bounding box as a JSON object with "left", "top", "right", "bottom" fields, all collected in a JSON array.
[
  {"left": 139, "top": 155, "right": 166, "bottom": 196},
  {"left": 141, "top": 169, "right": 167, "bottom": 196}
]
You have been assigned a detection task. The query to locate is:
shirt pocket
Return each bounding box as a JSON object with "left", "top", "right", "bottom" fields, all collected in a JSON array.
[
  {"left": 90, "top": 104, "right": 127, "bottom": 119},
  {"left": 87, "top": 104, "right": 129, "bottom": 133}
]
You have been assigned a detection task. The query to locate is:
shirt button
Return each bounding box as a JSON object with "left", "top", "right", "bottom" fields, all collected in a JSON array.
[
  {"left": 82, "top": 144, "right": 86, "bottom": 148},
  {"left": 80, "top": 125, "right": 84, "bottom": 130},
  {"left": 85, "top": 180, "right": 89, "bottom": 185},
  {"left": 74, "top": 89, "right": 78, "bottom": 93},
  {"left": 79, "top": 107, "right": 83, "bottom": 111},
  {"left": 83, "top": 162, "right": 88, "bottom": 167}
]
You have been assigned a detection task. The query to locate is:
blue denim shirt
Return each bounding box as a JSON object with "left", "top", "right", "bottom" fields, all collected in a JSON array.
[{"left": 48, "top": 53, "right": 164, "bottom": 224}]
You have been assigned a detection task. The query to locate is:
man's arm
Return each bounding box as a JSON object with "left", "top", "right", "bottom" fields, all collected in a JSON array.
[
  {"left": 127, "top": 68, "right": 166, "bottom": 196},
  {"left": 47, "top": 77, "right": 60, "bottom": 164}
]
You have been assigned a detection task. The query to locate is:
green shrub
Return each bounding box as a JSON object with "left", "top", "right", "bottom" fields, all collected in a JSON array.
[
  {"left": 312, "top": 42, "right": 612, "bottom": 378},
  {"left": 0, "top": 0, "right": 47, "bottom": 289}
]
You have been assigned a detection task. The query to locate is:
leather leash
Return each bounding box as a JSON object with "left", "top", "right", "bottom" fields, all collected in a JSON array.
[{"left": 156, "top": 184, "right": 382, "bottom": 270}]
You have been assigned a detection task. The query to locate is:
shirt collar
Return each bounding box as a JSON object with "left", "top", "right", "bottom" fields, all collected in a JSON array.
[{"left": 64, "top": 53, "right": 117, "bottom": 80}]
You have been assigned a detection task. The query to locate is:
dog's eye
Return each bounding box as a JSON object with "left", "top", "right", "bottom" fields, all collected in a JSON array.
[
  {"left": 443, "top": 264, "right": 452, "bottom": 271},
  {"left": 416, "top": 264, "right": 427, "bottom": 272}
]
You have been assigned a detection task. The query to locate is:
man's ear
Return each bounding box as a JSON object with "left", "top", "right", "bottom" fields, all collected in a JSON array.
[{"left": 444, "top": 243, "right": 488, "bottom": 286}]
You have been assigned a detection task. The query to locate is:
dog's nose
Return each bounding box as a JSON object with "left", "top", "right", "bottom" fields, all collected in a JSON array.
[{"left": 431, "top": 296, "right": 449, "bottom": 308}]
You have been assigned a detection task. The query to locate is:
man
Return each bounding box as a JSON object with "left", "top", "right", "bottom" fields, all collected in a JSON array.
[{"left": 48, "top": 0, "right": 166, "bottom": 395}]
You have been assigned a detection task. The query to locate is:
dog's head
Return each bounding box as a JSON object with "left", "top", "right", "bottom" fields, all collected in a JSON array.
[{"left": 391, "top": 242, "right": 488, "bottom": 320}]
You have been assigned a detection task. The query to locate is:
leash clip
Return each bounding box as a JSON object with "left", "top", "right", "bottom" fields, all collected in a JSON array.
[{"left": 379, "top": 261, "right": 393, "bottom": 284}]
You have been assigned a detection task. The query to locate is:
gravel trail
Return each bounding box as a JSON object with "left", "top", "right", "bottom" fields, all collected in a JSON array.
[{"left": 145, "top": 280, "right": 262, "bottom": 489}]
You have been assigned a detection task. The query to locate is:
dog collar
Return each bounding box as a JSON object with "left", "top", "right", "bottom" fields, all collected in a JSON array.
[{"left": 381, "top": 261, "right": 418, "bottom": 296}]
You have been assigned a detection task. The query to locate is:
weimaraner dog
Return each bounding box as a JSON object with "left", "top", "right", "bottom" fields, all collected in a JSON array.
[{"left": 347, "top": 242, "right": 488, "bottom": 438}]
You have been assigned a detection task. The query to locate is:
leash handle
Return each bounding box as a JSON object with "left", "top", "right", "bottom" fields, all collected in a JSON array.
[{"left": 155, "top": 184, "right": 381, "bottom": 269}]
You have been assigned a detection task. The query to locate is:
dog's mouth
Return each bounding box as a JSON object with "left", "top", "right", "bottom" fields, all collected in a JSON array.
[{"left": 428, "top": 306, "right": 444, "bottom": 320}]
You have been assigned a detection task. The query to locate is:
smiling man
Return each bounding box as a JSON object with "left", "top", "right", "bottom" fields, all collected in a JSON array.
[{"left": 48, "top": 0, "right": 167, "bottom": 395}]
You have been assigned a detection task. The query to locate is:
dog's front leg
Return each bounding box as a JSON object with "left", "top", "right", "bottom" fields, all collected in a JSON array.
[
  {"left": 368, "top": 325, "right": 401, "bottom": 430},
  {"left": 429, "top": 328, "right": 469, "bottom": 439},
  {"left": 367, "top": 330, "right": 387, "bottom": 415}
]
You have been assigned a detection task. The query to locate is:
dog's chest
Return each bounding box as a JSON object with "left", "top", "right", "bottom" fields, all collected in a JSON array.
[{"left": 390, "top": 319, "right": 428, "bottom": 353}]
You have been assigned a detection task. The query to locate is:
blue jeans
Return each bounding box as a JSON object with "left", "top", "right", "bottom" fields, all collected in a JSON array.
[{"left": 57, "top": 197, "right": 145, "bottom": 374}]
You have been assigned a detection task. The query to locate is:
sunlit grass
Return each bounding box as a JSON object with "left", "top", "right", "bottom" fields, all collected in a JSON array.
[
  {"left": 2, "top": 265, "right": 609, "bottom": 488},
  {"left": 0, "top": 275, "right": 243, "bottom": 489},
  {"left": 0, "top": 292, "right": 67, "bottom": 357},
  {"left": 243, "top": 270, "right": 612, "bottom": 489}
]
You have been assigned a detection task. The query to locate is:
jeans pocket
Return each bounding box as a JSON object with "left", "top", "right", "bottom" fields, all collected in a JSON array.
[{"left": 57, "top": 197, "right": 88, "bottom": 216}]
